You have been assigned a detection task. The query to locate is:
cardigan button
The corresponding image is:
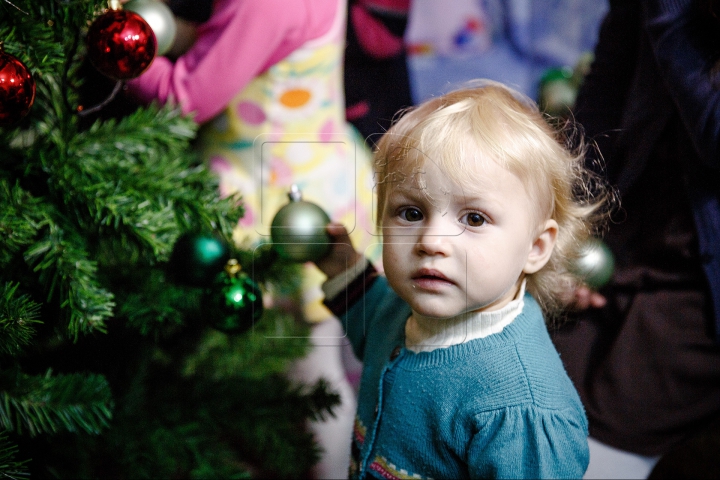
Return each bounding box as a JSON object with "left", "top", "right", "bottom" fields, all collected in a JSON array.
[
  {"left": 374, "top": 403, "right": 379, "bottom": 416},
  {"left": 389, "top": 346, "right": 401, "bottom": 361}
]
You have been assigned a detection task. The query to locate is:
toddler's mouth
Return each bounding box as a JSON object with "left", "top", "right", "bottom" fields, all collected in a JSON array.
[{"left": 412, "top": 268, "right": 455, "bottom": 288}]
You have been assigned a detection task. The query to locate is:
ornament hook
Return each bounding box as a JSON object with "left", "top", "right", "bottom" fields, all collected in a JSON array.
[
  {"left": 224, "top": 259, "right": 242, "bottom": 277},
  {"left": 77, "top": 81, "right": 123, "bottom": 117},
  {"left": 2, "top": 0, "right": 29, "bottom": 15},
  {"left": 288, "top": 184, "right": 302, "bottom": 202}
]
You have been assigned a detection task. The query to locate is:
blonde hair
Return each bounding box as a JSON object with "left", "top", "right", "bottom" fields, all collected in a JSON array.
[{"left": 373, "top": 80, "right": 612, "bottom": 318}]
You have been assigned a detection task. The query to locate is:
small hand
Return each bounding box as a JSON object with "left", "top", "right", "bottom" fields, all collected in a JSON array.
[
  {"left": 314, "top": 223, "right": 362, "bottom": 279},
  {"left": 564, "top": 284, "right": 607, "bottom": 311}
]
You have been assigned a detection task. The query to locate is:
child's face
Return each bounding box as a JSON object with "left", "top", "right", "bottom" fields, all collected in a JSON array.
[{"left": 381, "top": 157, "right": 554, "bottom": 319}]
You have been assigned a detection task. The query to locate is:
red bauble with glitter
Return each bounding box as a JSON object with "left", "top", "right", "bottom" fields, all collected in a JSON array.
[
  {"left": 0, "top": 49, "right": 36, "bottom": 127},
  {"left": 87, "top": 8, "right": 157, "bottom": 80}
]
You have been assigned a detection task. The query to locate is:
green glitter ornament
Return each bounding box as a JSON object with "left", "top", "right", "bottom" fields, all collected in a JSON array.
[
  {"left": 202, "top": 259, "right": 263, "bottom": 334},
  {"left": 271, "top": 185, "right": 332, "bottom": 263},
  {"left": 571, "top": 238, "right": 615, "bottom": 290},
  {"left": 167, "top": 233, "right": 230, "bottom": 287}
]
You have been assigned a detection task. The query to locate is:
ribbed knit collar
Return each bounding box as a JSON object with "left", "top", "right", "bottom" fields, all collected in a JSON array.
[{"left": 405, "top": 281, "right": 526, "bottom": 353}]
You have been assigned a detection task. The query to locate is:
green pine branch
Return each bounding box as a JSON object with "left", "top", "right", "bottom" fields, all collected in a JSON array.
[
  {"left": 105, "top": 420, "right": 252, "bottom": 480},
  {"left": 61, "top": 104, "right": 242, "bottom": 260},
  {"left": 0, "top": 370, "right": 113, "bottom": 438},
  {"left": 0, "top": 430, "right": 30, "bottom": 479},
  {"left": 23, "top": 223, "right": 114, "bottom": 338},
  {"left": 106, "top": 370, "right": 339, "bottom": 479},
  {"left": 0, "top": 1, "right": 67, "bottom": 76},
  {"left": 0, "top": 283, "right": 42, "bottom": 356},
  {"left": 0, "top": 0, "right": 91, "bottom": 145},
  {"left": 200, "top": 375, "right": 341, "bottom": 478},
  {"left": 182, "top": 309, "right": 311, "bottom": 381},
  {"left": 0, "top": 180, "right": 48, "bottom": 268},
  {"left": 116, "top": 269, "right": 200, "bottom": 337},
  {"left": 0, "top": 179, "right": 113, "bottom": 340}
]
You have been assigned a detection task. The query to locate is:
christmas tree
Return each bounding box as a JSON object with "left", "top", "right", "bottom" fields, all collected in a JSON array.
[{"left": 0, "top": 1, "right": 339, "bottom": 477}]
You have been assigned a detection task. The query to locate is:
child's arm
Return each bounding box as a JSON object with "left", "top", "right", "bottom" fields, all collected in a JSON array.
[
  {"left": 315, "top": 223, "right": 406, "bottom": 360},
  {"left": 467, "top": 406, "right": 589, "bottom": 479},
  {"left": 316, "top": 223, "right": 381, "bottom": 320},
  {"left": 125, "top": 0, "right": 337, "bottom": 123}
]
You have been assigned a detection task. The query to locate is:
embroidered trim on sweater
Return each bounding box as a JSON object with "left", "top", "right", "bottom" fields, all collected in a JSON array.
[{"left": 369, "top": 455, "right": 427, "bottom": 480}]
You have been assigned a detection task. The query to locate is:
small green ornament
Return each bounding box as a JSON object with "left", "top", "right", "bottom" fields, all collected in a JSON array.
[
  {"left": 167, "top": 233, "right": 230, "bottom": 287},
  {"left": 203, "top": 259, "right": 263, "bottom": 334},
  {"left": 271, "top": 185, "right": 332, "bottom": 263},
  {"left": 538, "top": 67, "right": 577, "bottom": 118},
  {"left": 571, "top": 238, "right": 615, "bottom": 290}
]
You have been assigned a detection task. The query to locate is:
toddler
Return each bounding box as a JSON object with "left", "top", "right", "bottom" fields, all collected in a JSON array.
[{"left": 315, "top": 80, "right": 609, "bottom": 479}]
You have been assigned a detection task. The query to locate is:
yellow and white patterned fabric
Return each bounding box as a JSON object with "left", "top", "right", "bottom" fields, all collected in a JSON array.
[{"left": 198, "top": 4, "right": 378, "bottom": 323}]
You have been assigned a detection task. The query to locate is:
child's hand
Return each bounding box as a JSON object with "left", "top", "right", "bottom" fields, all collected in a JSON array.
[{"left": 315, "top": 223, "right": 363, "bottom": 279}]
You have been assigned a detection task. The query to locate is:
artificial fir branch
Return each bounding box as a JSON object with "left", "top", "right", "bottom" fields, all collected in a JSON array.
[
  {"left": 202, "top": 375, "right": 341, "bottom": 478},
  {"left": 182, "top": 309, "right": 311, "bottom": 381},
  {"left": 115, "top": 269, "right": 200, "bottom": 337},
  {"left": 0, "top": 371, "right": 113, "bottom": 437},
  {"left": 0, "top": 430, "right": 29, "bottom": 479},
  {"left": 0, "top": 283, "right": 41, "bottom": 356},
  {"left": 23, "top": 224, "right": 114, "bottom": 338},
  {"left": 0, "top": 181, "right": 48, "bottom": 268}
]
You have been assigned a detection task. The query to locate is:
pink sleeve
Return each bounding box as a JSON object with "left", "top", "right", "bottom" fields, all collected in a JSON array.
[
  {"left": 351, "top": 0, "right": 410, "bottom": 59},
  {"left": 126, "top": 0, "right": 337, "bottom": 123}
]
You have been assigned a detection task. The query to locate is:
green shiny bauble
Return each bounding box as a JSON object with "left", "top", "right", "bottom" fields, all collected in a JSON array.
[
  {"left": 167, "top": 233, "right": 230, "bottom": 287},
  {"left": 271, "top": 185, "right": 331, "bottom": 263},
  {"left": 571, "top": 238, "right": 615, "bottom": 290},
  {"left": 125, "top": 0, "right": 177, "bottom": 56},
  {"left": 538, "top": 67, "right": 577, "bottom": 118},
  {"left": 202, "top": 262, "right": 263, "bottom": 334}
]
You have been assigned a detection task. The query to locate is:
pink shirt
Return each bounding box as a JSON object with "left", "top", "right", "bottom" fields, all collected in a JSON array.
[{"left": 126, "top": 0, "right": 339, "bottom": 123}]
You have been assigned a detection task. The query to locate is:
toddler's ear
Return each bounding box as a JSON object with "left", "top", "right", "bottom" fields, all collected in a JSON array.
[{"left": 523, "top": 219, "right": 558, "bottom": 274}]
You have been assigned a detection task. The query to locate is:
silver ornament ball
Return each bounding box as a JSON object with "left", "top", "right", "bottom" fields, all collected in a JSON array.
[
  {"left": 124, "top": 0, "right": 177, "bottom": 56},
  {"left": 271, "top": 185, "right": 332, "bottom": 263}
]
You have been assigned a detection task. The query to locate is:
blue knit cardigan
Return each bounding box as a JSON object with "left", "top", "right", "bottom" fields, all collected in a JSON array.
[{"left": 327, "top": 270, "right": 589, "bottom": 479}]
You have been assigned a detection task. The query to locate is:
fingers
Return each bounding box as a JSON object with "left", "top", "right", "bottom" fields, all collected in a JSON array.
[
  {"left": 588, "top": 291, "right": 607, "bottom": 308},
  {"left": 326, "top": 222, "right": 350, "bottom": 239},
  {"left": 315, "top": 223, "right": 362, "bottom": 279},
  {"left": 571, "top": 285, "right": 607, "bottom": 310}
]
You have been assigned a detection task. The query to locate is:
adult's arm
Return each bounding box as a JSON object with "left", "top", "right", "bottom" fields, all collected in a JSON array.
[
  {"left": 125, "top": 0, "right": 337, "bottom": 123},
  {"left": 573, "top": 0, "right": 640, "bottom": 166},
  {"left": 643, "top": 0, "right": 720, "bottom": 167}
]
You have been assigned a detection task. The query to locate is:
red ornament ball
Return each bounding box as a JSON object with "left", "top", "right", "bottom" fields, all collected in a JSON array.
[
  {"left": 87, "top": 9, "right": 157, "bottom": 80},
  {"left": 0, "top": 50, "right": 36, "bottom": 127}
]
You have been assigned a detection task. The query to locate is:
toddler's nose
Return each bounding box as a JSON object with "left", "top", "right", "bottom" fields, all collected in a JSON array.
[{"left": 414, "top": 224, "right": 455, "bottom": 256}]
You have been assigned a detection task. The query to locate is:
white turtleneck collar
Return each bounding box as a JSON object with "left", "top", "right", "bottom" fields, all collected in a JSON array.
[{"left": 405, "top": 280, "right": 527, "bottom": 353}]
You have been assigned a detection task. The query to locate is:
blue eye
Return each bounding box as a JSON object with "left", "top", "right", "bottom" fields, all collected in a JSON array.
[
  {"left": 463, "top": 212, "right": 486, "bottom": 227},
  {"left": 400, "top": 208, "right": 423, "bottom": 222}
]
